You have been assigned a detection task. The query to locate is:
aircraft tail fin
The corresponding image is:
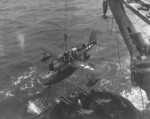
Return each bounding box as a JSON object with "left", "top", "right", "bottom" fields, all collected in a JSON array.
[{"left": 88, "top": 31, "right": 97, "bottom": 45}]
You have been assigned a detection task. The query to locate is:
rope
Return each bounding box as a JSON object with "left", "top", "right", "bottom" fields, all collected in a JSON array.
[
  {"left": 105, "top": 16, "right": 116, "bottom": 40},
  {"left": 106, "top": 18, "right": 110, "bottom": 38},
  {"left": 81, "top": 0, "right": 106, "bottom": 30},
  {"left": 115, "top": 22, "right": 126, "bottom": 92},
  {"left": 90, "top": 0, "right": 106, "bottom": 26},
  {"left": 64, "top": 0, "right": 68, "bottom": 36},
  {"left": 64, "top": 0, "right": 68, "bottom": 50},
  {"left": 109, "top": 17, "right": 114, "bottom": 36}
]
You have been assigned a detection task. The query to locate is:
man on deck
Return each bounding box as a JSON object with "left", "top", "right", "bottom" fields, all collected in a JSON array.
[{"left": 103, "top": 0, "right": 108, "bottom": 19}]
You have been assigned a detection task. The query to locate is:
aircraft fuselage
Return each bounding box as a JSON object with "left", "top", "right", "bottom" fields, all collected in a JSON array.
[{"left": 52, "top": 40, "right": 96, "bottom": 72}]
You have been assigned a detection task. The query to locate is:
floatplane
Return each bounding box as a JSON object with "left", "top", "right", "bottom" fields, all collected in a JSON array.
[{"left": 40, "top": 31, "right": 98, "bottom": 86}]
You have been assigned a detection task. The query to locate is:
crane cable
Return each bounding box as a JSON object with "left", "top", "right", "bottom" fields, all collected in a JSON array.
[
  {"left": 106, "top": 18, "right": 111, "bottom": 40},
  {"left": 64, "top": 0, "right": 68, "bottom": 50},
  {"left": 115, "top": 22, "right": 126, "bottom": 92},
  {"left": 105, "top": 12, "right": 126, "bottom": 91},
  {"left": 105, "top": 16, "right": 116, "bottom": 40},
  {"left": 109, "top": 17, "right": 114, "bottom": 36}
]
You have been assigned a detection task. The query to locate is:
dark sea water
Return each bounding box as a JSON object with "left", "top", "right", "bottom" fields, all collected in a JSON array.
[{"left": 0, "top": 0, "right": 148, "bottom": 119}]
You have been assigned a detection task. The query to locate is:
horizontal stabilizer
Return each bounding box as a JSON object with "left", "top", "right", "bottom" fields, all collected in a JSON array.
[{"left": 70, "top": 60, "right": 95, "bottom": 73}]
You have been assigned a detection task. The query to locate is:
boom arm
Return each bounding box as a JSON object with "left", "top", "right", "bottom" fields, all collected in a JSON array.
[{"left": 107, "top": 0, "right": 150, "bottom": 100}]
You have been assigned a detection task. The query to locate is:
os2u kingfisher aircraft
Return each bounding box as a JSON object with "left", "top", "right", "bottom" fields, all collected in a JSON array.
[{"left": 40, "top": 31, "right": 98, "bottom": 86}]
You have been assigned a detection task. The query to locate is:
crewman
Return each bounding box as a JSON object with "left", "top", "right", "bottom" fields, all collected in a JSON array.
[
  {"left": 71, "top": 48, "right": 77, "bottom": 59},
  {"left": 103, "top": 0, "right": 108, "bottom": 19},
  {"left": 49, "top": 59, "right": 54, "bottom": 72},
  {"left": 63, "top": 50, "right": 70, "bottom": 62}
]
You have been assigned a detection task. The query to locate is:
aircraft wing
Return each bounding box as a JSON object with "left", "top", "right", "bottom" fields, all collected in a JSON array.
[{"left": 70, "top": 60, "right": 96, "bottom": 73}]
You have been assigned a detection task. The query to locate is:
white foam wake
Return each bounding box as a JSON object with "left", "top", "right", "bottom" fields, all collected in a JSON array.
[
  {"left": 121, "top": 87, "right": 150, "bottom": 110},
  {"left": 17, "top": 32, "right": 25, "bottom": 50}
]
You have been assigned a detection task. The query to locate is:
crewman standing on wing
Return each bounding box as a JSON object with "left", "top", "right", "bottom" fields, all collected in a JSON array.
[{"left": 103, "top": 0, "right": 108, "bottom": 19}]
